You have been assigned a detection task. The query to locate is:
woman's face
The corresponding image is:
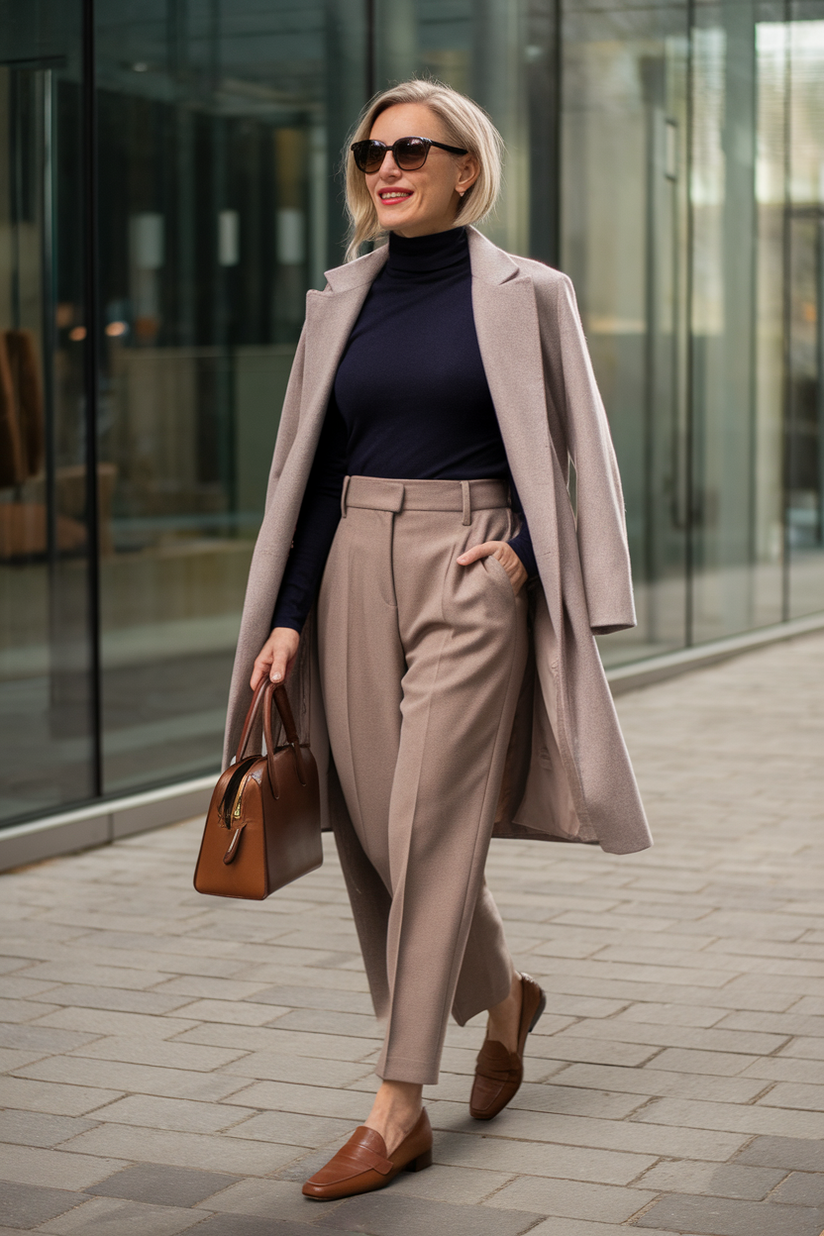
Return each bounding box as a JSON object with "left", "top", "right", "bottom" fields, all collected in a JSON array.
[{"left": 364, "top": 102, "right": 479, "bottom": 238}]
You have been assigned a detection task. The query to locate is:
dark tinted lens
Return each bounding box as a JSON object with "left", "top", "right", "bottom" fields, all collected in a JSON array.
[
  {"left": 352, "top": 141, "right": 386, "bottom": 173},
  {"left": 394, "top": 138, "right": 429, "bottom": 169}
]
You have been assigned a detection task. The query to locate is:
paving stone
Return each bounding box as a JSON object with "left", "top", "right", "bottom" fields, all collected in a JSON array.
[
  {"left": 733, "top": 1136, "right": 824, "bottom": 1172},
  {"left": 27, "top": 1008, "right": 200, "bottom": 1039},
  {"left": 433, "top": 1129, "right": 657, "bottom": 1184},
  {"left": 526, "top": 1222, "right": 674, "bottom": 1236},
  {"left": 556, "top": 1018, "right": 789, "bottom": 1056},
  {"left": 521, "top": 1035, "right": 660, "bottom": 1067},
  {"left": 80, "top": 1094, "right": 258, "bottom": 1134},
  {"left": 221, "top": 1111, "right": 357, "bottom": 1148},
  {"left": 0, "top": 999, "right": 61, "bottom": 1023},
  {"left": 164, "top": 999, "right": 291, "bottom": 1027},
  {"left": 26, "top": 985, "right": 195, "bottom": 1016},
  {"left": 216, "top": 1052, "right": 374, "bottom": 1088},
  {"left": 430, "top": 1105, "right": 748, "bottom": 1161},
  {"left": 59, "top": 1124, "right": 300, "bottom": 1176},
  {"left": 314, "top": 1191, "right": 543, "bottom": 1235},
  {"left": 35, "top": 1195, "right": 203, "bottom": 1234},
  {"left": 150, "top": 976, "right": 275, "bottom": 1002},
  {"left": 0, "top": 977, "right": 62, "bottom": 1000},
  {"left": 0, "top": 1111, "right": 99, "bottom": 1148},
  {"left": 244, "top": 985, "right": 374, "bottom": 1014},
  {"left": 0, "top": 1181, "right": 81, "bottom": 1228},
  {"left": 507, "top": 1081, "right": 647, "bottom": 1119},
  {"left": 67, "top": 1036, "right": 248, "bottom": 1072},
  {"left": 265, "top": 1008, "right": 383, "bottom": 1040},
  {"left": 0, "top": 1026, "right": 104, "bottom": 1054},
  {"left": 757, "top": 1082, "right": 824, "bottom": 1112},
  {"left": 777, "top": 1037, "right": 824, "bottom": 1061},
  {"left": 14, "top": 1055, "right": 249, "bottom": 1102},
  {"left": 0, "top": 1077, "right": 122, "bottom": 1117},
  {"left": 191, "top": 1217, "right": 336, "bottom": 1236},
  {"left": 87, "top": 1163, "right": 239, "bottom": 1207},
  {"left": 385, "top": 1162, "right": 514, "bottom": 1204},
  {"left": 645, "top": 1048, "right": 758, "bottom": 1076},
  {"left": 632, "top": 1095, "right": 824, "bottom": 1138},
  {"left": 0, "top": 1144, "right": 127, "bottom": 1190},
  {"left": 191, "top": 1175, "right": 334, "bottom": 1220},
  {"left": 216, "top": 1080, "right": 373, "bottom": 1121},
  {"left": 742, "top": 1056, "right": 824, "bottom": 1085},
  {"left": 634, "top": 1159, "right": 788, "bottom": 1200},
  {"left": 553, "top": 1062, "right": 767, "bottom": 1104},
  {"left": 770, "top": 1172, "right": 824, "bottom": 1206},
  {"left": 182, "top": 1024, "right": 375, "bottom": 1061},
  {"left": 634, "top": 1193, "right": 824, "bottom": 1235},
  {"left": 484, "top": 1175, "right": 655, "bottom": 1222}
]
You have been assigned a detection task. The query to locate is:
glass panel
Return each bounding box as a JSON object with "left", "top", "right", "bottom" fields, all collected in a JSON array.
[
  {"left": 561, "top": 2, "right": 690, "bottom": 666},
  {"left": 690, "top": 1, "right": 764, "bottom": 643},
  {"left": 375, "top": 0, "right": 561, "bottom": 262},
  {"left": 755, "top": 14, "right": 790, "bottom": 628},
  {"left": 0, "top": 2, "right": 95, "bottom": 826},
  {"left": 786, "top": 13, "right": 824, "bottom": 616},
  {"left": 95, "top": 0, "right": 366, "bottom": 795}
]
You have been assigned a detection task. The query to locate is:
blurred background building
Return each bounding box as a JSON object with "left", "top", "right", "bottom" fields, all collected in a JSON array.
[{"left": 1, "top": 0, "right": 823, "bottom": 834}]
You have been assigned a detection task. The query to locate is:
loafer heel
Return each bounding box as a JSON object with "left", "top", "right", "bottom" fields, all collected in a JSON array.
[
  {"left": 529, "top": 990, "right": 547, "bottom": 1033},
  {"left": 407, "top": 1148, "right": 433, "bottom": 1172}
]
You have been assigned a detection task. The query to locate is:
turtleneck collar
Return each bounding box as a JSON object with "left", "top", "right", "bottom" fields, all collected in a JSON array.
[{"left": 385, "top": 226, "right": 469, "bottom": 279}]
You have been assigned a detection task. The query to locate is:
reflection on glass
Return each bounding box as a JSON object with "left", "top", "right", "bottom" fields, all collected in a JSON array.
[
  {"left": 94, "top": 0, "right": 365, "bottom": 794},
  {"left": 0, "top": 5, "right": 96, "bottom": 826},
  {"left": 561, "top": 2, "right": 690, "bottom": 664},
  {"left": 785, "top": 18, "right": 824, "bottom": 616}
]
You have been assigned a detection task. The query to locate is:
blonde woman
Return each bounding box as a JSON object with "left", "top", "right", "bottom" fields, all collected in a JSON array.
[{"left": 224, "top": 78, "right": 651, "bottom": 1202}]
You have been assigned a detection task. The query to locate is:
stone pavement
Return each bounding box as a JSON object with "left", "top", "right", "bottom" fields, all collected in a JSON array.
[{"left": 1, "top": 631, "right": 824, "bottom": 1236}]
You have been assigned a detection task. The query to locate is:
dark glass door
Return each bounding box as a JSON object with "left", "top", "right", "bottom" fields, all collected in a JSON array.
[{"left": 0, "top": 3, "right": 96, "bottom": 825}]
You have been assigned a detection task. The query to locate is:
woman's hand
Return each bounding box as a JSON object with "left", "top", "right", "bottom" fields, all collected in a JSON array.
[
  {"left": 457, "top": 541, "right": 528, "bottom": 596},
  {"left": 251, "top": 627, "right": 301, "bottom": 691}
]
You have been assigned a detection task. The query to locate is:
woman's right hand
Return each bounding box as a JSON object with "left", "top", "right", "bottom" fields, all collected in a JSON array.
[{"left": 251, "top": 627, "right": 301, "bottom": 691}]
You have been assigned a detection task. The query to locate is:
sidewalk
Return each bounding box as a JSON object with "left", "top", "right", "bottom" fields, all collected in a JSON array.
[{"left": 1, "top": 631, "right": 824, "bottom": 1236}]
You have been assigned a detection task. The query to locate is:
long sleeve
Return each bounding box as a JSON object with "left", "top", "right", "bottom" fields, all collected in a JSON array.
[
  {"left": 507, "top": 476, "right": 538, "bottom": 579},
  {"left": 270, "top": 402, "right": 348, "bottom": 633}
]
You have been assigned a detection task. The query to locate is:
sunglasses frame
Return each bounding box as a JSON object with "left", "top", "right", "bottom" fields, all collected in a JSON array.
[{"left": 350, "top": 136, "right": 469, "bottom": 174}]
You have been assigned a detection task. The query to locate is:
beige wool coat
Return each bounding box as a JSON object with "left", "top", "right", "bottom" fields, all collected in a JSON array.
[{"left": 223, "top": 226, "right": 652, "bottom": 857}]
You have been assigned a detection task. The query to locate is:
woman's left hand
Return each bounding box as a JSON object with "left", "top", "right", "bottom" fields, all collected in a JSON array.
[{"left": 457, "top": 541, "right": 528, "bottom": 596}]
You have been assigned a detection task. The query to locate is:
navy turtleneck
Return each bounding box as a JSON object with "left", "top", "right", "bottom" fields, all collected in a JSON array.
[{"left": 271, "top": 226, "right": 537, "bottom": 633}]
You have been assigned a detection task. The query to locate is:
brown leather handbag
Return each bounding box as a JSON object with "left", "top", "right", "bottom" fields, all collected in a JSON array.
[{"left": 194, "top": 678, "right": 322, "bottom": 899}]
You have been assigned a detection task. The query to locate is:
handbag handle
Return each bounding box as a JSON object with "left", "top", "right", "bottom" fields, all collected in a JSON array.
[
  {"left": 263, "top": 680, "right": 308, "bottom": 796},
  {"left": 234, "top": 675, "right": 271, "bottom": 765}
]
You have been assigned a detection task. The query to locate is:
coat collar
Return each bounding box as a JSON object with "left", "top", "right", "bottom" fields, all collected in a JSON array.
[{"left": 321, "top": 225, "right": 521, "bottom": 292}]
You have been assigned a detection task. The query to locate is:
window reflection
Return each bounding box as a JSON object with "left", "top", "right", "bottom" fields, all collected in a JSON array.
[{"left": 95, "top": 0, "right": 365, "bottom": 794}]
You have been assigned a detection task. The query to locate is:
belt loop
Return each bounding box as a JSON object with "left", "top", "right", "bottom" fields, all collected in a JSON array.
[
  {"left": 340, "top": 475, "right": 351, "bottom": 518},
  {"left": 461, "top": 481, "right": 471, "bottom": 526}
]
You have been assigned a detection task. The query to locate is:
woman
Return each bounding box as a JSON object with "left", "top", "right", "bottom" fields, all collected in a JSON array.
[{"left": 224, "top": 78, "right": 651, "bottom": 1202}]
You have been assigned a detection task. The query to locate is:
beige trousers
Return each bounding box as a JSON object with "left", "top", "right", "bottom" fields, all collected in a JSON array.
[{"left": 317, "top": 476, "right": 529, "bottom": 1085}]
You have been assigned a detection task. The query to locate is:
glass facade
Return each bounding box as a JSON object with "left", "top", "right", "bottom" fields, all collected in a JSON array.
[{"left": 2, "top": 0, "right": 823, "bottom": 827}]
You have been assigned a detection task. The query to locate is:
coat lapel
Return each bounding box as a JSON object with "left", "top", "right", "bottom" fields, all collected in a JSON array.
[{"left": 296, "top": 245, "right": 389, "bottom": 451}]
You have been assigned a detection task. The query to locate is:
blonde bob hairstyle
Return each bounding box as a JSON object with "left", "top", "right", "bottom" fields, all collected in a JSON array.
[{"left": 343, "top": 79, "right": 504, "bottom": 263}]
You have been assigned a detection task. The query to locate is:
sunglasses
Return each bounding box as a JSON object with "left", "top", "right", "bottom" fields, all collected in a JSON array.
[{"left": 350, "top": 136, "right": 468, "bottom": 174}]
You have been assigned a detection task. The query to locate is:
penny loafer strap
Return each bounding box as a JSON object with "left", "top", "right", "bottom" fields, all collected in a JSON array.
[{"left": 475, "top": 1038, "right": 518, "bottom": 1082}]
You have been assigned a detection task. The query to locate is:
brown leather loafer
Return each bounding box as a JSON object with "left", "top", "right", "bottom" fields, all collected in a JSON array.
[
  {"left": 302, "top": 1109, "right": 432, "bottom": 1201},
  {"left": 470, "top": 972, "right": 546, "bottom": 1120}
]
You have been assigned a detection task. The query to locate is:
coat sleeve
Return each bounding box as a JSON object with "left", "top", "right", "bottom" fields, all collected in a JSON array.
[{"left": 541, "top": 270, "right": 636, "bottom": 635}]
